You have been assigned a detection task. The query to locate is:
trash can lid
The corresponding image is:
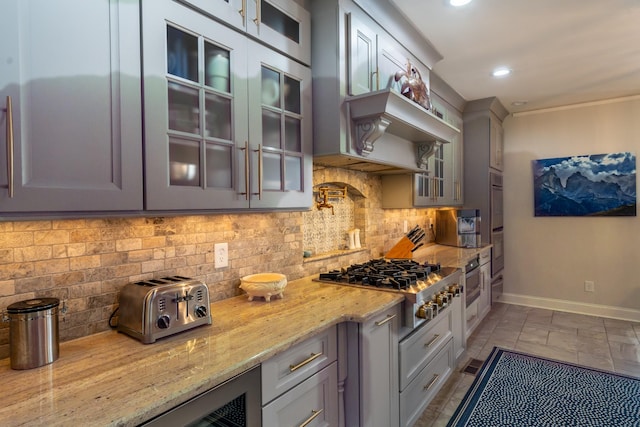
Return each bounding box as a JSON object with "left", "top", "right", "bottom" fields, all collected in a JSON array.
[{"left": 7, "top": 298, "right": 60, "bottom": 313}]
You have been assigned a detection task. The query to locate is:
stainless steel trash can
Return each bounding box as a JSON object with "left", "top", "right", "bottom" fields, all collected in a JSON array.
[{"left": 7, "top": 298, "right": 60, "bottom": 370}]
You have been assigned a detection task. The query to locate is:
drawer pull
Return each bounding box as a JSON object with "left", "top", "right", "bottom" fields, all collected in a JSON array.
[
  {"left": 424, "top": 334, "right": 440, "bottom": 348},
  {"left": 290, "top": 352, "right": 322, "bottom": 372},
  {"left": 299, "top": 408, "right": 323, "bottom": 427},
  {"left": 375, "top": 314, "right": 396, "bottom": 327},
  {"left": 424, "top": 374, "right": 439, "bottom": 391}
]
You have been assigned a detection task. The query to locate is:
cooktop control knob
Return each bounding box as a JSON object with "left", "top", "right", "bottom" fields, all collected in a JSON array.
[
  {"left": 194, "top": 305, "right": 208, "bottom": 318},
  {"left": 157, "top": 314, "right": 171, "bottom": 329}
]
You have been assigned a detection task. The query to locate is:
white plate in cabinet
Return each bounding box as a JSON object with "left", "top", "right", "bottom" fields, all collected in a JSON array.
[
  {"left": 399, "top": 309, "right": 452, "bottom": 390},
  {"left": 400, "top": 338, "right": 455, "bottom": 427},
  {"left": 262, "top": 363, "right": 338, "bottom": 427},
  {"left": 262, "top": 325, "right": 337, "bottom": 404}
]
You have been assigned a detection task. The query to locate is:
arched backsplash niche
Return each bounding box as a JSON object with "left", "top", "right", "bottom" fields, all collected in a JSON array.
[{"left": 303, "top": 182, "right": 366, "bottom": 256}]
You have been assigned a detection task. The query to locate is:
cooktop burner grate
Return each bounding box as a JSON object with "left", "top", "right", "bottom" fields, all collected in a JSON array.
[{"left": 318, "top": 258, "right": 442, "bottom": 290}]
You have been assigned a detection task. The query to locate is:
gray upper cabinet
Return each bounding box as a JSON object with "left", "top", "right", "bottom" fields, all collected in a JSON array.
[
  {"left": 142, "top": 0, "right": 312, "bottom": 210},
  {"left": 312, "top": 0, "right": 458, "bottom": 175},
  {"left": 180, "top": 0, "right": 311, "bottom": 65},
  {"left": 0, "top": 0, "right": 143, "bottom": 213},
  {"left": 348, "top": 13, "right": 408, "bottom": 96}
]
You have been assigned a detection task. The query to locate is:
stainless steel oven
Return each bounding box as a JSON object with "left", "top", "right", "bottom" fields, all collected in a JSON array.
[
  {"left": 142, "top": 366, "right": 261, "bottom": 427},
  {"left": 489, "top": 171, "right": 504, "bottom": 278},
  {"left": 464, "top": 257, "right": 481, "bottom": 307}
]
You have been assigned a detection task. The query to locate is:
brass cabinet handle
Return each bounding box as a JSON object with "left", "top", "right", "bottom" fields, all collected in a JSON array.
[
  {"left": 289, "top": 352, "right": 322, "bottom": 372},
  {"left": 239, "top": 142, "right": 250, "bottom": 200},
  {"left": 424, "top": 333, "right": 440, "bottom": 348},
  {"left": 424, "top": 374, "right": 439, "bottom": 391},
  {"left": 371, "top": 67, "right": 379, "bottom": 91},
  {"left": 239, "top": 0, "right": 246, "bottom": 19},
  {"left": 299, "top": 409, "right": 323, "bottom": 427},
  {"left": 4, "top": 96, "right": 14, "bottom": 198},
  {"left": 375, "top": 313, "right": 396, "bottom": 327},
  {"left": 253, "top": 0, "right": 261, "bottom": 26},
  {"left": 253, "top": 144, "right": 262, "bottom": 200}
]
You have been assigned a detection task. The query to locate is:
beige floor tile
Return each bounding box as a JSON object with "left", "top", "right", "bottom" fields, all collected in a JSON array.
[
  {"left": 547, "top": 329, "right": 579, "bottom": 352},
  {"left": 577, "top": 352, "right": 615, "bottom": 371},
  {"left": 609, "top": 341, "right": 640, "bottom": 362},
  {"left": 612, "top": 357, "right": 640, "bottom": 378},
  {"left": 552, "top": 311, "right": 605, "bottom": 332},
  {"left": 518, "top": 325, "right": 549, "bottom": 345},
  {"left": 577, "top": 328, "right": 607, "bottom": 340}
]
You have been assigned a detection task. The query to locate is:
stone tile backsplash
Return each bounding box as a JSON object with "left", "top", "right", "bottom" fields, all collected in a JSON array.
[{"left": 0, "top": 166, "right": 436, "bottom": 359}]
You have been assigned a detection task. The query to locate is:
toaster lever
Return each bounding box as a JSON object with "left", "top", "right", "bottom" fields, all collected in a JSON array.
[{"left": 172, "top": 294, "right": 194, "bottom": 303}]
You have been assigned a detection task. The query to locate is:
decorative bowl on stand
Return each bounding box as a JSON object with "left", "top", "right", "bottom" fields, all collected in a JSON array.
[{"left": 240, "top": 273, "right": 287, "bottom": 302}]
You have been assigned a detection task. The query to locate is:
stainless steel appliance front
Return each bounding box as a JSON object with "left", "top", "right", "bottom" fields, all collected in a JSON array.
[
  {"left": 142, "top": 366, "right": 261, "bottom": 426},
  {"left": 489, "top": 171, "right": 504, "bottom": 290},
  {"left": 435, "top": 208, "right": 482, "bottom": 248}
]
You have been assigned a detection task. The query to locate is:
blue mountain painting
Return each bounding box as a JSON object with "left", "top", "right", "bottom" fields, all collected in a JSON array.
[{"left": 533, "top": 152, "right": 636, "bottom": 216}]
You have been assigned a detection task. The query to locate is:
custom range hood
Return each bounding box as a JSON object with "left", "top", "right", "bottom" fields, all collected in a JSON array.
[
  {"left": 310, "top": 0, "right": 462, "bottom": 174},
  {"left": 346, "top": 89, "right": 460, "bottom": 169}
]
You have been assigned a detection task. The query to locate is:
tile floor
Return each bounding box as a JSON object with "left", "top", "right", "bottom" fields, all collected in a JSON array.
[{"left": 415, "top": 302, "right": 640, "bottom": 426}]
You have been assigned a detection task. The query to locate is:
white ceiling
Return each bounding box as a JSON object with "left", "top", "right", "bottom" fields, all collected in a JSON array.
[{"left": 389, "top": 0, "right": 640, "bottom": 113}]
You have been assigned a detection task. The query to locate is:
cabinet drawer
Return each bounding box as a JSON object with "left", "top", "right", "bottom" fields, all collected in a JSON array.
[
  {"left": 400, "top": 338, "right": 454, "bottom": 427},
  {"left": 479, "top": 249, "right": 491, "bottom": 265},
  {"left": 399, "top": 308, "right": 452, "bottom": 390},
  {"left": 262, "top": 325, "right": 337, "bottom": 404},
  {"left": 262, "top": 362, "right": 338, "bottom": 427}
]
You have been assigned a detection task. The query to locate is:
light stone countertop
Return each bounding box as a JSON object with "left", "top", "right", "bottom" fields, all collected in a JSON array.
[
  {"left": 0, "top": 244, "right": 487, "bottom": 427},
  {"left": 0, "top": 277, "right": 403, "bottom": 427},
  {"left": 413, "top": 243, "right": 492, "bottom": 269}
]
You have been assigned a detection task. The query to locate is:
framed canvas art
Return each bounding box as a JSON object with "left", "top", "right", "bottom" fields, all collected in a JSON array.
[{"left": 533, "top": 152, "right": 636, "bottom": 216}]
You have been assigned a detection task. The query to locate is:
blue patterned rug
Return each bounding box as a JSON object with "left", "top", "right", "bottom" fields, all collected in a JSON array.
[{"left": 447, "top": 347, "right": 640, "bottom": 426}]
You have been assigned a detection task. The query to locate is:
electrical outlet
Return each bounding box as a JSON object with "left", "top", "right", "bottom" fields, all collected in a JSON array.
[
  {"left": 215, "top": 243, "right": 228, "bottom": 268},
  {"left": 403, "top": 220, "right": 408, "bottom": 233},
  {"left": 584, "top": 280, "right": 595, "bottom": 292}
]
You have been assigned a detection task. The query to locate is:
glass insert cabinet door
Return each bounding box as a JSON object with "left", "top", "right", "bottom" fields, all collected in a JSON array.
[
  {"left": 143, "top": 0, "right": 249, "bottom": 210},
  {"left": 414, "top": 142, "right": 445, "bottom": 206},
  {"left": 143, "top": 0, "right": 311, "bottom": 210},
  {"left": 246, "top": 39, "right": 312, "bottom": 209}
]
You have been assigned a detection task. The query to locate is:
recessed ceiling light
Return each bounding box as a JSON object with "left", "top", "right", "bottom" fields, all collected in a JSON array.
[
  {"left": 450, "top": 0, "right": 472, "bottom": 6},
  {"left": 511, "top": 101, "right": 528, "bottom": 106},
  {"left": 492, "top": 67, "right": 511, "bottom": 77}
]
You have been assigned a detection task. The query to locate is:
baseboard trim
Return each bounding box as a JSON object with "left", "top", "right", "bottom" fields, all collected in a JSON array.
[{"left": 498, "top": 293, "right": 640, "bottom": 323}]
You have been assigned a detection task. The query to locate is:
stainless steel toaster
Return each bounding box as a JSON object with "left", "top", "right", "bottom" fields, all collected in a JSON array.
[{"left": 117, "top": 276, "right": 211, "bottom": 344}]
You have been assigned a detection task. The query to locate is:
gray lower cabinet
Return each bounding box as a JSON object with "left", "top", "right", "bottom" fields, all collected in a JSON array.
[
  {"left": 399, "top": 308, "right": 455, "bottom": 427},
  {"left": 400, "top": 339, "right": 454, "bottom": 427},
  {"left": 345, "top": 303, "right": 401, "bottom": 427},
  {"left": 262, "top": 363, "right": 338, "bottom": 427},
  {"left": 261, "top": 325, "right": 338, "bottom": 426},
  {"left": 0, "top": 0, "right": 142, "bottom": 213}
]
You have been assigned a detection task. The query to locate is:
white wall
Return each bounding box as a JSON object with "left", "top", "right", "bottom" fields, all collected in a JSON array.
[{"left": 502, "top": 96, "right": 640, "bottom": 321}]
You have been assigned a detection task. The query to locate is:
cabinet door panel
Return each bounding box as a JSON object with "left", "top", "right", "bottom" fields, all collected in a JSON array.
[
  {"left": 348, "top": 14, "right": 377, "bottom": 95},
  {"left": 143, "top": 0, "right": 250, "bottom": 210},
  {"left": 179, "top": 0, "right": 246, "bottom": 32},
  {"left": 262, "top": 363, "right": 338, "bottom": 427},
  {"left": 360, "top": 305, "right": 400, "bottom": 427},
  {"left": 246, "top": 0, "right": 311, "bottom": 65},
  {"left": 0, "top": 0, "right": 142, "bottom": 212},
  {"left": 247, "top": 41, "right": 312, "bottom": 209}
]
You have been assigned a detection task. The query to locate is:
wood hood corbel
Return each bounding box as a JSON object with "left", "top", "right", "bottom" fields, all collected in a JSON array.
[{"left": 345, "top": 89, "right": 460, "bottom": 167}]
